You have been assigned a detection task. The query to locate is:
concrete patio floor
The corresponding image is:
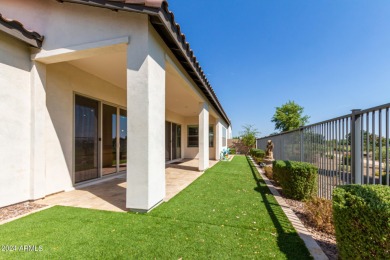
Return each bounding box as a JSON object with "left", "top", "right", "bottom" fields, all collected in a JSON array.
[{"left": 35, "top": 159, "right": 219, "bottom": 212}]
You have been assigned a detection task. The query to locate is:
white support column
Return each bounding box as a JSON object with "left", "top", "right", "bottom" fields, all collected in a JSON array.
[
  {"left": 30, "top": 61, "right": 47, "bottom": 200},
  {"left": 215, "top": 119, "right": 222, "bottom": 160},
  {"left": 228, "top": 126, "right": 232, "bottom": 139},
  {"left": 126, "top": 23, "right": 166, "bottom": 212},
  {"left": 199, "top": 102, "right": 209, "bottom": 171}
]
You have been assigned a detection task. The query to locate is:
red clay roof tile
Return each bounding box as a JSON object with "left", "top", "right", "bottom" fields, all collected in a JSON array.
[{"left": 0, "top": 13, "right": 44, "bottom": 48}]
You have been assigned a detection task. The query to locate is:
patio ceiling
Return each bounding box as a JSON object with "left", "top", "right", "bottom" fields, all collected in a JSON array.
[
  {"left": 56, "top": 0, "right": 231, "bottom": 126},
  {"left": 166, "top": 62, "right": 203, "bottom": 117},
  {"left": 67, "top": 52, "right": 218, "bottom": 118},
  {"left": 69, "top": 50, "right": 127, "bottom": 88}
]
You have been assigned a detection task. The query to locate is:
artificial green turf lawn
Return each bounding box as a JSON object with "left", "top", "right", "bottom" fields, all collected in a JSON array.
[{"left": 0, "top": 156, "right": 311, "bottom": 259}]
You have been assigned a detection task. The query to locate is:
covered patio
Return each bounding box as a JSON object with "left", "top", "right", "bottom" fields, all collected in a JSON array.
[{"left": 35, "top": 159, "right": 219, "bottom": 212}]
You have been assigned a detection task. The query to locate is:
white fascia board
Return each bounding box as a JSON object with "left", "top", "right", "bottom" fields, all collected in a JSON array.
[{"left": 31, "top": 36, "right": 130, "bottom": 64}]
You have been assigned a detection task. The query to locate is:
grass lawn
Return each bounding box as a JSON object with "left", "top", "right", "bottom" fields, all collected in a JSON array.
[{"left": 0, "top": 156, "right": 311, "bottom": 259}]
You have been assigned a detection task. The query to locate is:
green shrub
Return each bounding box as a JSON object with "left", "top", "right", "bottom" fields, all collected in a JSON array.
[
  {"left": 382, "top": 174, "right": 389, "bottom": 185},
  {"left": 341, "top": 155, "right": 351, "bottom": 165},
  {"left": 272, "top": 160, "right": 318, "bottom": 200},
  {"left": 332, "top": 185, "right": 390, "bottom": 259},
  {"left": 229, "top": 148, "right": 236, "bottom": 155},
  {"left": 325, "top": 154, "right": 334, "bottom": 159},
  {"left": 375, "top": 147, "right": 390, "bottom": 162},
  {"left": 250, "top": 148, "right": 265, "bottom": 160},
  {"left": 254, "top": 157, "right": 263, "bottom": 164},
  {"left": 250, "top": 148, "right": 258, "bottom": 156},
  {"left": 255, "top": 149, "right": 265, "bottom": 159}
]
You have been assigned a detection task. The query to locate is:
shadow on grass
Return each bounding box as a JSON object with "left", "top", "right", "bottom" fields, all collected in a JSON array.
[{"left": 245, "top": 156, "right": 312, "bottom": 260}]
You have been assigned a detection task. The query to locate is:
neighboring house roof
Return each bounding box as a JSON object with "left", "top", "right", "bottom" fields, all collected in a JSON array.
[
  {"left": 57, "top": 0, "right": 231, "bottom": 126},
  {"left": 0, "top": 13, "right": 44, "bottom": 48}
]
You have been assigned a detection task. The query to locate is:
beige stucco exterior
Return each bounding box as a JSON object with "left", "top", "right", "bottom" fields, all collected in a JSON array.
[
  {"left": 0, "top": 31, "right": 32, "bottom": 207},
  {"left": 0, "top": 0, "right": 231, "bottom": 211},
  {"left": 45, "top": 62, "right": 127, "bottom": 195}
]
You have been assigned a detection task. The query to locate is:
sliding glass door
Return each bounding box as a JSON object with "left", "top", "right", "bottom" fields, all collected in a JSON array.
[
  {"left": 165, "top": 121, "right": 181, "bottom": 161},
  {"left": 119, "top": 109, "right": 127, "bottom": 172},
  {"left": 102, "top": 104, "right": 117, "bottom": 176},
  {"left": 75, "top": 95, "right": 99, "bottom": 183},
  {"left": 74, "top": 95, "right": 127, "bottom": 183},
  {"left": 165, "top": 122, "right": 172, "bottom": 161},
  {"left": 172, "top": 123, "right": 181, "bottom": 160}
]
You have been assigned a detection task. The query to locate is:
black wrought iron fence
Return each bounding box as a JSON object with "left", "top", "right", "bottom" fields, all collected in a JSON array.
[{"left": 257, "top": 103, "right": 390, "bottom": 199}]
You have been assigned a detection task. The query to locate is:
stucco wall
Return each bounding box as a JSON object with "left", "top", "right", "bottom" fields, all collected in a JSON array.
[
  {"left": 45, "top": 62, "right": 126, "bottom": 194},
  {"left": 0, "top": 32, "right": 32, "bottom": 207},
  {"left": 1, "top": 0, "right": 147, "bottom": 53},
  {"left": 0, "top": 0, "right": 230, "bottom": 209},
  {"left": 182, "top": 116, "right": 217, "bottom": 160},
  {"left": 165, "top": 111, "right": 219, "bottom": 160}
]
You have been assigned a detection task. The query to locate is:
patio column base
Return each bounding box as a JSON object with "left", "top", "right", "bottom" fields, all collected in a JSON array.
[{"left": 127, "top": 200, "right": 164, "bottom": 213}]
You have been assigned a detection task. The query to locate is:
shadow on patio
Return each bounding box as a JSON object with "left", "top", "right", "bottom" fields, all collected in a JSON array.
[{"left": 35, "top": 159, "right": 218, "bottom": 212}]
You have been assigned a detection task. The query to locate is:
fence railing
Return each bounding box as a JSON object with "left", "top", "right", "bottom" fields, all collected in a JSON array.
[{"left": 257, "top": 103, "right": 390, "bottom": 199}]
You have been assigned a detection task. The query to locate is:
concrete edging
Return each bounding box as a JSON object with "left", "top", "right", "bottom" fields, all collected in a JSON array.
[{"left": 249, "top": 157, "right": 328, "bottom": 260}]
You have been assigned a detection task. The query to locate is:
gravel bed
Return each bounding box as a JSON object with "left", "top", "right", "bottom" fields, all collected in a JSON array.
[
  {"left": 270, "top": 180, "right": 338, "bottom": 260},
  {"left": 0, "top": 202, "right": 47, "bottom": 223}
]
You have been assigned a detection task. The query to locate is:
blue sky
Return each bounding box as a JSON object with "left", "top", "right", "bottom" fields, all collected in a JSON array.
[{"left": 167, "top": 0, "right": 390, "bottom": 137}]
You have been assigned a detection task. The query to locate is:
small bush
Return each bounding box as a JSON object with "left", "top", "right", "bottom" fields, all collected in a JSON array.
[
  {"left": 257, "top": 150, "right": 265, "bottom": 159},
  {"left": 250, "top": 148, "right": 265, "bottom": 159},
  {"left": 229, "top": 148, "right": 236, "bottom": 155},
  {"left": 273, "top": 160, "right": 318, "bottom": 200},
  {"left": 325, "top": 154, "right": 334, "bottom": 159},
  {"left": 341, "top": 154, "right": 351, "bottom": 165},
  {"left": 305, "top": 198, "right": 334, "bottom": 235},
  {"left": 375, "top": 147, "right": 390, "bottom": 162},
  {"left": 254, "top": 157, "right": 263, "bottom": 164},
  {"left": 333, "top": 185, "right": 390, "bottom": 259},
  {"left": 264, "top": 166, "right": 273, "bottom": 179},
  {"left": 382, "top": 174, "right": 389, "bottom": 185},
  {"left": 249, "top": 148, "right": 256, "bottom": 156}
]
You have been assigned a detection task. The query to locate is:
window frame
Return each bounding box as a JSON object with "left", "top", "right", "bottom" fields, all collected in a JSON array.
[
  {"left": 187, "top": 125, "right": 199, "bottom": 148},
  {"left": 187, "top": 125, "right": 214, "bottom": 148}
]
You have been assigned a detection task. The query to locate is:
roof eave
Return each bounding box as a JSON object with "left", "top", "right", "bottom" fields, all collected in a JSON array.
[
  {"left": 0, "top": 14, "right": 43, "bottom": 48},
  {"left": 150, "top": 10, "right": 231, "bottom": 126},
  {"left": 57, "top": 0, "right": 231, "bottom": 126}
]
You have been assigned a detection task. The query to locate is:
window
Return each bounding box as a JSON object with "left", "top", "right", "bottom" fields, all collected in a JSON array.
[
  {"left": 187, "top": 125, "right": 214, "bottom": 148},
  {"left": 209, "top": 126, "right": 214, "bottom": 147},
  {"left": 187, "top": 125, "right": 199, "bottom": 147}
]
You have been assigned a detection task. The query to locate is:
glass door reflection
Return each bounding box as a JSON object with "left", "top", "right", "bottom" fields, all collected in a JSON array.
[
  {"left": 75, "top": 95, "right": 99, "bottom": 183},
  {"left": 165, "top": 122, "right": 181, "bottom": 161},
  {"left": 175, "top": 124, "right": 181, "bottom": 159},
  {"left": 119, "top": 109, "right": 127, "bottom": 172},
  {"left": 102, "top": 104, "right": 117, "bottom": 176}
]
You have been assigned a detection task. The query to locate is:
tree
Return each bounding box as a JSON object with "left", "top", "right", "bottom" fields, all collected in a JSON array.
[
  {"left": 240, "top": 124, "right": 260, "bottom": 153},
  {"left": 271, "top": 101, "right": 310, "bottom": 132}
]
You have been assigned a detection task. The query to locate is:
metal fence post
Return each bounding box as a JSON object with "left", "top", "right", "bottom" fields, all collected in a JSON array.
[
  {"left": 300, "top": 128, "right": 304, "bottom": 162},
  {"left": 351, "top": 109, "right": 362, "bottom": 184}
]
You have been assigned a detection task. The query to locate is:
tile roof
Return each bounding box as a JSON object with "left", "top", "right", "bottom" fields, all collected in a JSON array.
[
  {"left": 0, "top": 13, "right": 44, "bottom": 48},
  {"left": 60, "top": 0, "right": 231, "bottom": 126}
]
